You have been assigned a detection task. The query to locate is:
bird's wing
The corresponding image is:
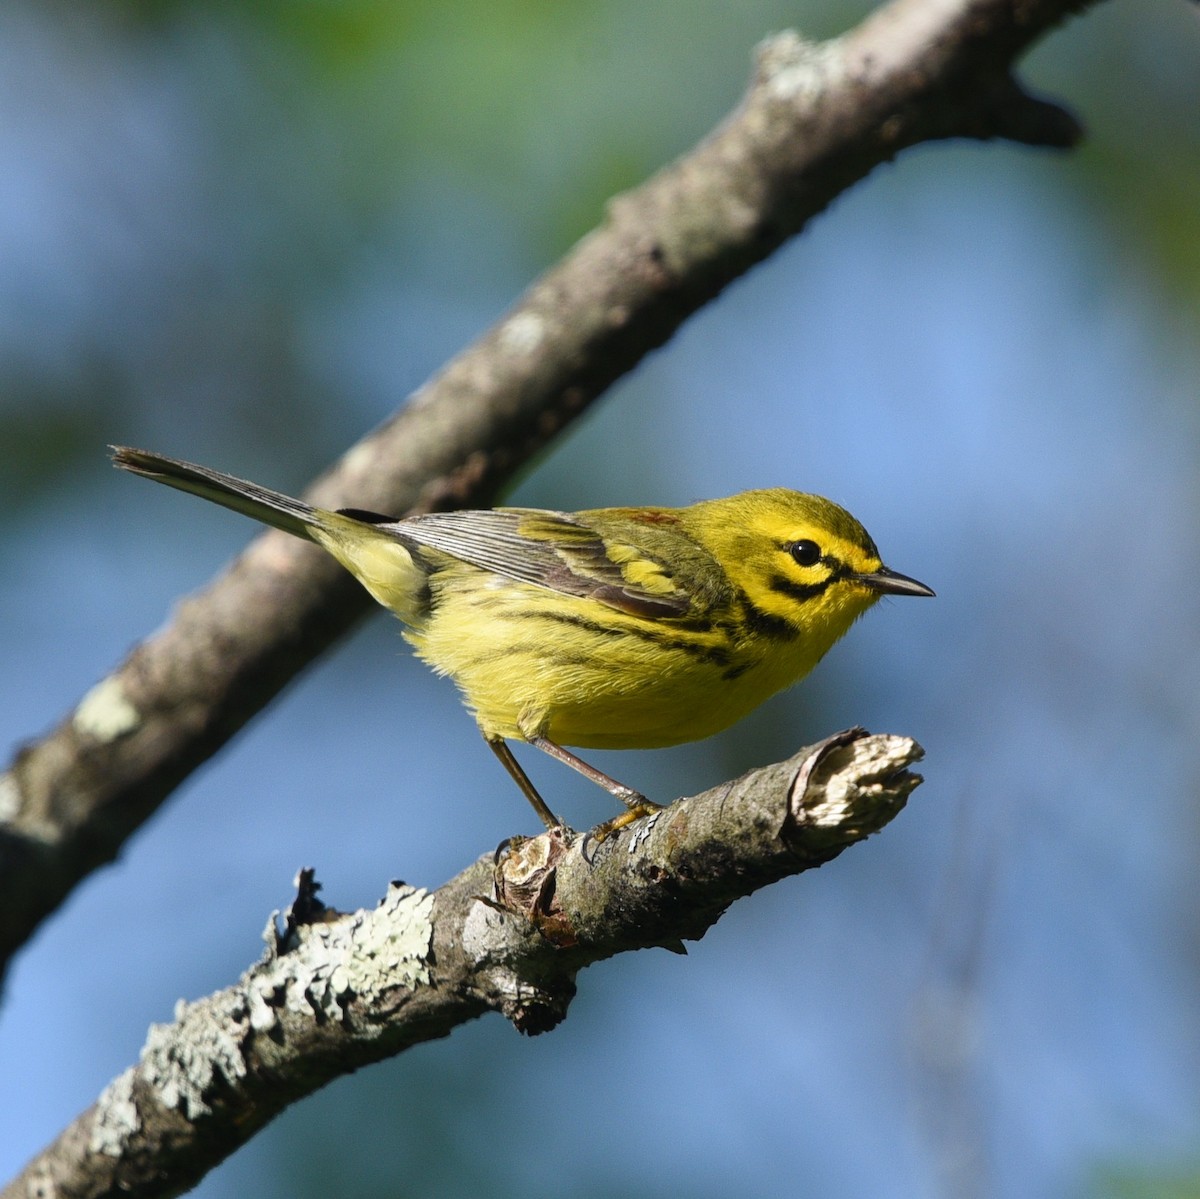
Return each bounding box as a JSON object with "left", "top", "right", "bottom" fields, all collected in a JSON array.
[{"left": 390, "top": 508, "right": 695, "bottom": 619}]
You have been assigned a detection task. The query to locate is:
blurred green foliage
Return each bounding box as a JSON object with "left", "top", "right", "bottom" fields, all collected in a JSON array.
[{"left": 1100, "top": 1166, "right": 1200, "bottom": 1199}]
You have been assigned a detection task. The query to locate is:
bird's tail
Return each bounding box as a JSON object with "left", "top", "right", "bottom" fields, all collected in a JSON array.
[
  {"left": 111, "top": 446, "right": 430, "bottom": 623},
  {"left": 111, "top": 446, "right": 326, "bottom": 543}
]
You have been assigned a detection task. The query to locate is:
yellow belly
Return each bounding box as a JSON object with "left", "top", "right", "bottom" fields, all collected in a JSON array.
[{"left": 404, "top": 575, "right": 837, "bottom": 749}]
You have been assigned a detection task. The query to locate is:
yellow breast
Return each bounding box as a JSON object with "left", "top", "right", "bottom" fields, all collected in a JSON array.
[{"left": 404, "top": 571, "right": 860, "bottom": 750}]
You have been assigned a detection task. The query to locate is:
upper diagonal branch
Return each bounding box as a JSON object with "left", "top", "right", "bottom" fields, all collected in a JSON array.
[
  {"left": 0, "top": 0, "right": 1092, "bottom": 977},
  {"left": 2, "top": 730, "right": 923, "bottom": 1199}
]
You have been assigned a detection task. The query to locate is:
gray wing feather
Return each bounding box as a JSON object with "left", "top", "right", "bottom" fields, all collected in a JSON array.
[{"left": 386, "top": 509, "right": 690, "bottom": 616}]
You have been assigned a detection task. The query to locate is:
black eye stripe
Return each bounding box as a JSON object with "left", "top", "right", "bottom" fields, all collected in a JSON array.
[
  {"left": 769, "top": 575, "right": 832, "bottom": 602},
  {"left": 769, "top": 556, "right": 853, "bottom": 602}
]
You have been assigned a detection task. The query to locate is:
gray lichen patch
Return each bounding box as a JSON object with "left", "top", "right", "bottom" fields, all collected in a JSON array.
[
  {"left": 250, "top": 883, "right": 435, "bottom": 1027},
  {"left": 141, "top": 992, "right": 253, "bottom": 1121},
  {"left": 346, "top": 883, "right": 434, "bottom": 993},
  {"left": 89, "top": 1069, "right": 140, "bottom": 1156},
  {"left": 461, "top": 899, "right": 514, "bottom": 964},
  {"left": 99, "top": 885, "right": 436, "bottom": 1137}
]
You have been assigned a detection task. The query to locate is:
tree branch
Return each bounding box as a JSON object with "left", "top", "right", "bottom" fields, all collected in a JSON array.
[
  {"left": 2, "top": 730, "right": 923, "bottom": 1199},
  {"left": 0, "top": 0, "right": 1092, "bottom": 976}
]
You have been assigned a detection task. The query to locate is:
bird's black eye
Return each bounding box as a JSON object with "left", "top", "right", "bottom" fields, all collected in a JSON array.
[{"left": 789, "top": 539, "right": 822, "bottom": 568}]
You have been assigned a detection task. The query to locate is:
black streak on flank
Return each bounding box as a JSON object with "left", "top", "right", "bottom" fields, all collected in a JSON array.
[{"left": 498, "top": 608, "right": 735, "bottom": 669}]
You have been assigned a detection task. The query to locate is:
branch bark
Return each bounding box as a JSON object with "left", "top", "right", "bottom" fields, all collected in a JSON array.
[
  {"left": 3, "top": 730, "right": 923, "bottom": 1199},
  {"left": 0, "top": 0, "right": 1091, "bottom": 975}
]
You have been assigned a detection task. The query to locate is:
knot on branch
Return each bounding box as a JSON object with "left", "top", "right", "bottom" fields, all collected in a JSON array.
[
  {"left": 481, "top": 728, "right": 923, "bottom": 965},
  {"left": 961, "top": 72, "right": 1083, "bottom": 147}
]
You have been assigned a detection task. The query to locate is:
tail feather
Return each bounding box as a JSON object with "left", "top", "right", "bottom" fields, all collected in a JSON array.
[
  {"left": 112, "top": 445, "right": 428, "bottom": 624},
  {"left": 110, "top": 446, "right": 321, "bottom": 542}
]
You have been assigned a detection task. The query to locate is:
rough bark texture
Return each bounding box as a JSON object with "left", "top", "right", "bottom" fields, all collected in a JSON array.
[
  {"left": 3, "top": 730, "right": 922, "bottom": 1199},
  {"left": 1, "top": 0, "right": 1089, "bottom": 974}
]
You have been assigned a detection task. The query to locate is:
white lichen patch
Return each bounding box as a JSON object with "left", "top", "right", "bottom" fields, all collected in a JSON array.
[
  {"left": 73, "top": 676, "right": 141, "bottom": 742},
  {"left": 627, "top": 810, "right": 662, "bottom": 854},
  {"left": 246, "top": 975, "right": 283, "bottom": 1032},
  {"left": 498, "top": 311, "right": 546, "bottom": 356},
  {"left": 0, "top": 771, "right": 19, "bottom": 822},
  {"left": 339, "top": 438, "right": 380, "bottom": 484},
  {"left": 757, "top": 31, "right": 845, "bottom": 104},
  {"left": 89, "top": 1068, "right": 140, "bottom": 1156}
]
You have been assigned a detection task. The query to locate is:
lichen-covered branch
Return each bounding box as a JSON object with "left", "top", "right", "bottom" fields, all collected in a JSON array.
[
  {"left": 2, "top": 730, "right": 922, "bottom": 1199},
  {"left": 0, "top": 0, "right": 1091, "bottom": 976}
]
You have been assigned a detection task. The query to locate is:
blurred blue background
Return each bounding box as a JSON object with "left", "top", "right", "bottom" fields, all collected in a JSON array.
[{"left": 2, "top": 1, "right": 1199, "bottom": 1196}]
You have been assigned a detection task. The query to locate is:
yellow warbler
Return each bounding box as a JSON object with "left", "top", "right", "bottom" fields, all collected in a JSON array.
[{"left": 112, "top": 447, "right": 933, "bottom": 830}]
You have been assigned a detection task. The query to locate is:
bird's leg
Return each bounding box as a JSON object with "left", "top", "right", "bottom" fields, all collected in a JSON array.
[
  {"left": 527, "top": 735, "right": 656, "bottom": 810},
  {"left": 486, "top": 737, "right": 563, "bottom": 830},
  {"left": 527, "top": 734, "right": 663, "bottom": 836}
]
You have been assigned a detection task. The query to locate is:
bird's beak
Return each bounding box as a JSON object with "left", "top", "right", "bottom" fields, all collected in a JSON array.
[{"left": 857, "top": 566, "right": 936, "bottom": 597}]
